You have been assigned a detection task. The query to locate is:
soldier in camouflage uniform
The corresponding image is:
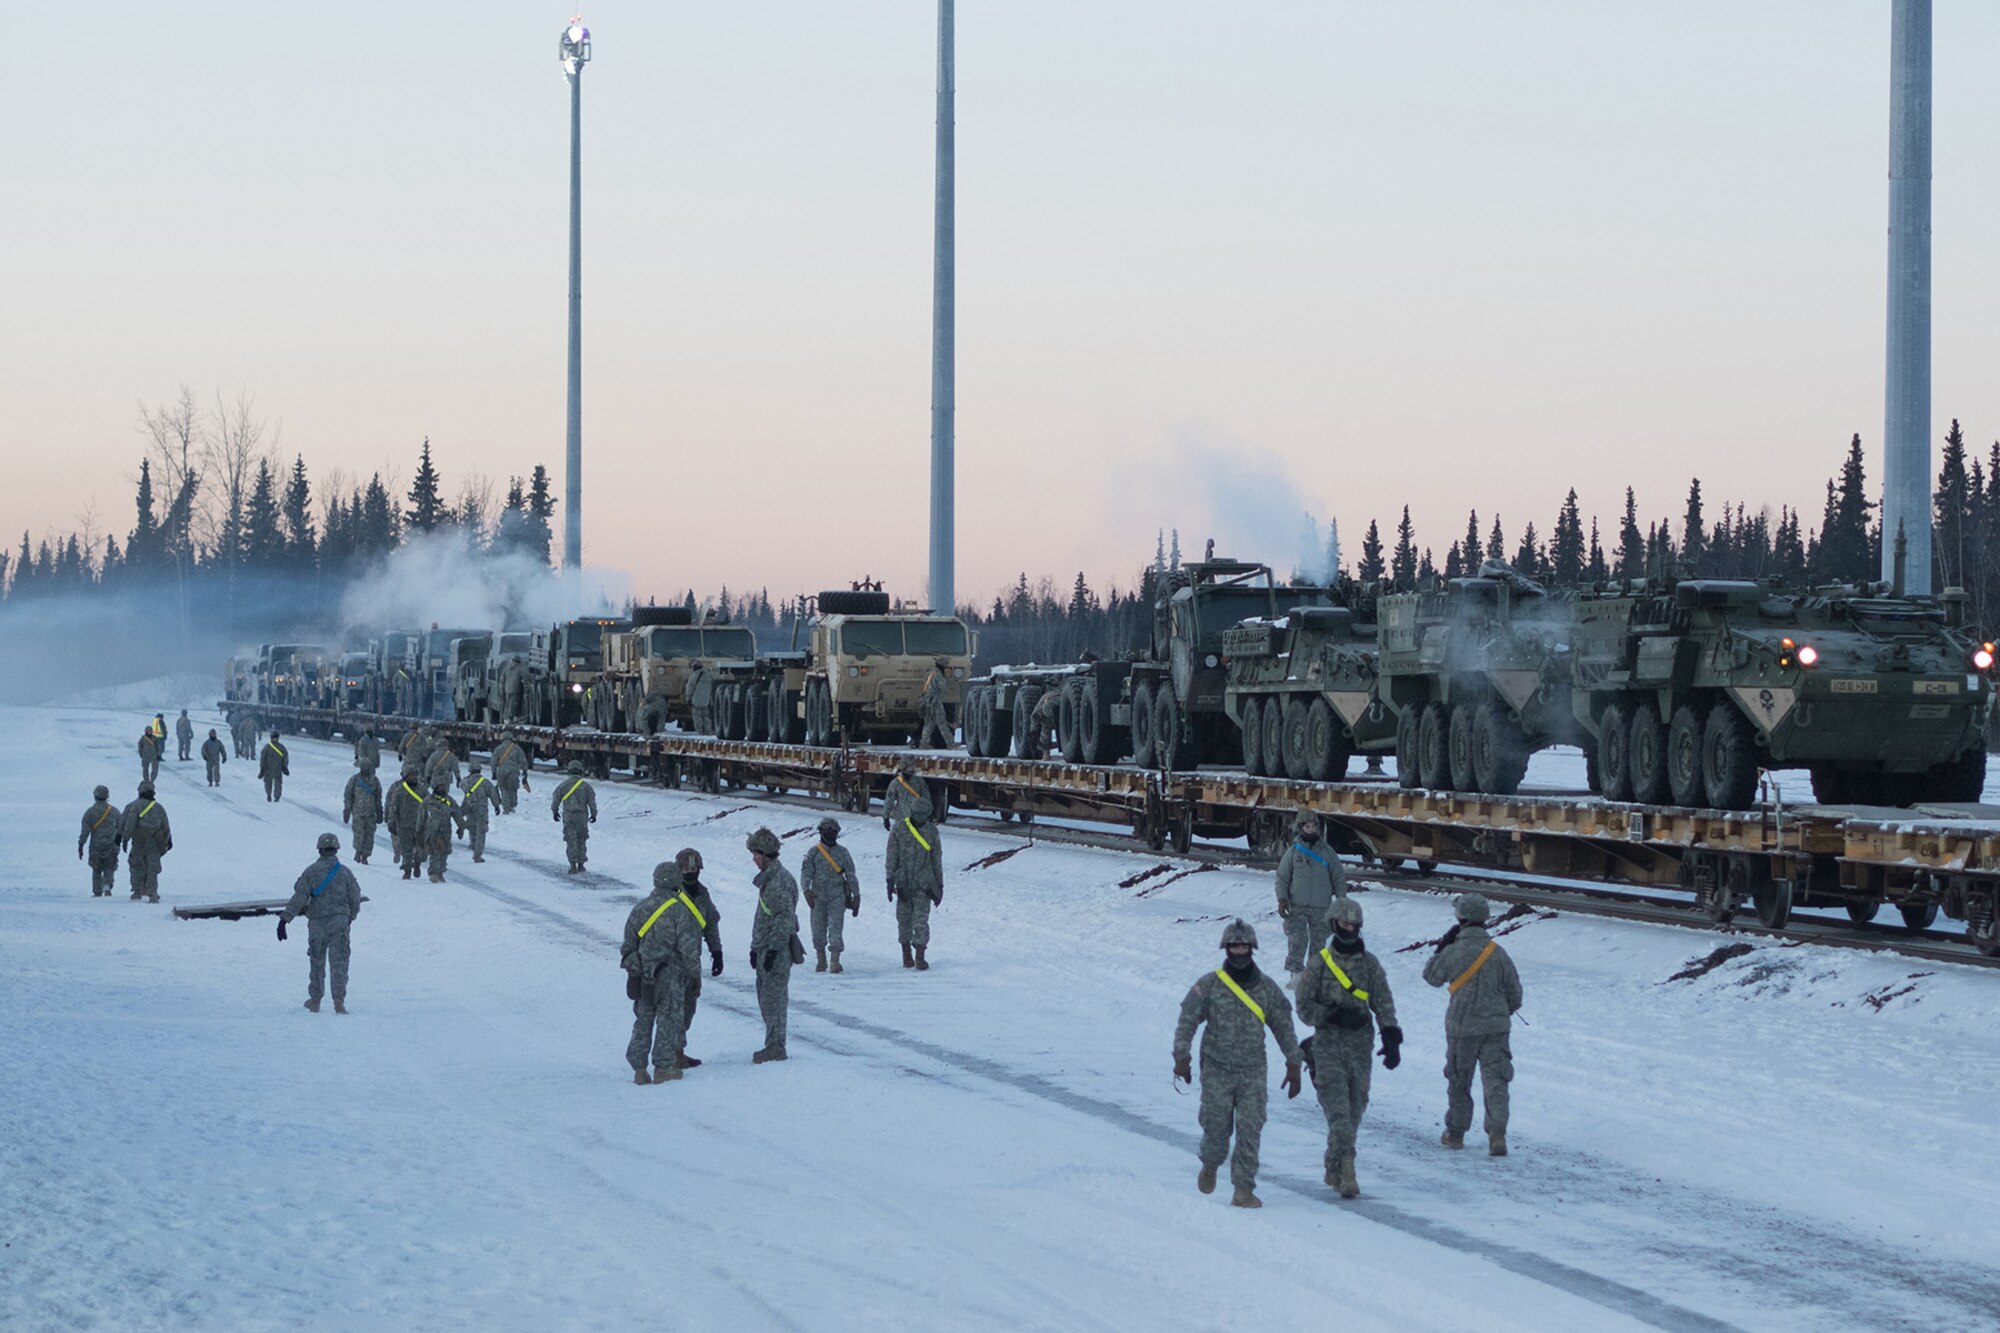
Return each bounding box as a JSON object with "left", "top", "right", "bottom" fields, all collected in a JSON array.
[
  {"left": 620, "top": 860, "right": 705, "bottom": 1083},
  {"left": 353, "top": 729, "right": 382, "bottom": 772},
  {"left": 201, "top": 728, "right": 227, "bottom": 786},
  {"left": 232, "top": 712, "right": 256, "bottom": 760},
  {"left": 78, "top": 784, "right": 122, "bottom": 896},
  {"left": 673, "top": 848, "right": 727, "bottom": 1068},
  {"left": 423, "top": 738, "right": 460, "bottom": 792},
  {"left": 1028, "top": 687, "right": 1064, "bottom": 759},
  {"left": 917, "top": 659, "right": 953, "bottom": 749},
  {"left": 259, "top": 730, "right": 291, "bottom": 803},
  {"left": 1296, "top": 898, "right": 1402, "bottom": 1199},
  {"left": 138, "top": 729, "right": 162, "bottom": 785},
  {"left": 881, "top": 760, "right": 933, "bottom": 830},
  {"left": 278, "top": 832, "right": 363, "bottom": 1014},
  {"left": 397, "top": 721, "right": 426, "bottom": 766},
  {"left": 458, "top": 760, "right": 502, "bottom": 862},
  {"left": 386, "top": 762, "right": 429, "bottom": 880},
  {"left": 1173, "top": 919, "right": 1303, "bottom": 1208},
  {"left": 343, "top": 760, "right": 384, "bottom": 864},
  {"left": 492, "top": 730, "right": 531, "bottom": 814},
  {"left": 800, "top": 816, "right": 859, "bottom": 973},
  {"left": 175, "top": 710, "right": 194, "bottom": 761},
  {"left": 886, "top": 796, "right": 943, "bottom": 969},
  {"left": 420, "top": 776, "right": 466, "bottom": 882},
  {"left": 746, "top": 827, "right": 799, "bottom": 1063},
  {"left": 1422, "top": 893, "right": 1524, "bottom": 1156},
  {"left": 1276, "top": 813, "right": 1348, "bottom": 976},
  {"left": 551, "top": 760, "right": 597, "bottom": 873},
  {"left": 118, "top": 781, "right": 172, "bottom": 902}
]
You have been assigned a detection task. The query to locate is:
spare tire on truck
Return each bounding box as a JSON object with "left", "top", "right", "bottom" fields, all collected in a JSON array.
[{"left": 817, "top": 590, "right": 893, "bottom": 615}]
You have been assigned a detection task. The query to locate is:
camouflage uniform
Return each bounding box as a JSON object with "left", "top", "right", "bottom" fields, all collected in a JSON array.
[
  {"left": 458, "top": 766, "right": 502, "bottom": 862},
  {"left": 259, "top": 735, "right": 290, "bottom": 802},
  {"left": 1275, "top": 829, "right": 1347, "bottom": 974},
  {"left": 492, "top": 735, "right": 530, "bottom": 814},
  {"left": 419, "top": 782, "right": 465, "bottom": 882},
  {"left": 79, "top": 789, "right": 122, "bottom": 896},
  {"left": 232, "top": 714, "right": 256, "bottom": 760},
  {"left": 1422, "top": 896, "right": 1524, "bottom": 1151},
  {"left": 353, "top": 732, "right": 382, "bottom": 771},
  {"left": 800, "top": 822, "right": 859, "bottom": 969},
  {"left": 674, "top": 850, "right": 727, "bottom": 1055},
  {"left": 281, "top": 843, "right": 363, "bottom": 1011},
  {"left": 423, "top": 743, "right": 461, "bottom": 792},
  {"left": 1028, "top": 688, "right": 1063, "bottom": 758},
  {"left": 917, "top": 664, "right": 952, "bottom": 749},
  {"left": 118, "top": 790, "right": 172, "bottom": 901},
  {"left": 397, "top": 724, "right": 426, "bottom": 766},
  {"left": 886, "top": 799, "right": 943, "bottom": 964},
  {"left": 1172, "top": 925, "right": 1303, "bottom": 1201},
  {"left": 881, "top": 770, "right": 933, "bottom": 831},
  {"left": 175, "top": 711, "right": 194, "bottom": 761},
  {"left": 385, "top": 769, "right": 429, "bottom": 879},
  {"left": 343, "top": 765, "right": 385, "bottom": 863},
  {"left": 551, "top": 764, "right": 597, "bottom": 872},
  {"left": 621, "top": 861, "right": 705, "bottom": 1080},
  {"left": 201, "top": 731, "right": 227, "bottom": 785},
  {"left": 1296, "top": 906, "right": 1399, "bottom": 1193},
  {"left": 138, "top": 731, "right": 162, "bottom": 784},
  {"left": 747, "top": 830, "right": 799, "bottom": 1060}
]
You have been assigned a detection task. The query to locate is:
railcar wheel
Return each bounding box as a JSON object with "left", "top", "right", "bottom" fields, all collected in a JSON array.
[
  {"left": 1417, "top": 703, "right": 1452, "bottom": 791},
  {"left": 1395, "top": 709, "right": 1421, "bottom": 789},
  {"left": 1667, "top": 704, "right": 1707, "bottom": 807},
  {"left": 1304, "top": 699, "right": 1350, "bottom": 782},
  {"left": 1130, "top": 682, "right": 1157, "bottom": 767},
  {"left": 1239, "top": 697, "right": 1266, "bottom": 776},
  {"left": 1471, "top": 702, "right": 1529, "bottom": 796},
  {"left": 1845, "top": 901, "right": 1881, "bottom": 925},
  {"left": 1169, "top": 808, "right": 1194, "bottom": 855},
  {"left": 1898, "top": 901, "right": 1938, "bottom": 931},
  {"left": 1627, "top": 703, "right": 1672, "bottom": 805},
  {"left": 1282, "top": 698, "right": 1311, "bottom": 781},
  {"left": 1701, "top": 705, "right": 1759, "bottom": 811},
  {"left": 1447, "top": 703, "right": 1478, "bottom": 792},
  {"left": 1753, "top": 875, "right": 1793, "bottom": 929}
]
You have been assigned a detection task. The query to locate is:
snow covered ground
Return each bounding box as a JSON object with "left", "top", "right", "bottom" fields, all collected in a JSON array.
[{"left": 6, "top": 704, "right": 1999, "bottom": 1332}]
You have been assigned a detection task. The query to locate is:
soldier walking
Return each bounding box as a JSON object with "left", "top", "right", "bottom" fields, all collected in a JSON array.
[
  {"left": 1422, "top": 893, "right": 1524, "bottom": 1156},
  {"left": 353, "top": 729, "right": 382, "bottom": 771},
  {"left": 278, "top": 832, "right": 363, "bottom": 1014},
  {"left": 881, "top": 759, "right": 933, "bottom": 830},
  {"left": 175, "top": 709, "right": 194, "bottom": 761},
  {"left": 1296, "top": 898, "right": 1402, "bottom": 1199},
  {"left": 886, "top": 796, "right": 943, "bottom": 969},
  {"left": 421, "top": 776, "right": 466, "bottom": 882},
  {"left": 423, "top": 739, "right": 460, "bottom": 793},
  {"left": 673, "top": 848, "right": 727, "bottom": 1068},
  {"left": 386, "top": 762, "right": 428, "bottom": 880},
  {"left": 201, "top": 728, "right": 227, "bottom": 786},
  {"left": 138, "top": 728, "right": 162, "bottom": 785},
  {"left": 746, "top": 827, "right": 799, "bottom": 1063},
  {"left": 620, "top": 860, "right": 705, "bottom": 1084},
  {"left": 343, "top": 760, "right": 384, "bottom": 864},
  {"left": 260, "top": 730, "right": 291, "bottom": 802},
  {"left": 492, "top": 730, "right": 531, "bottom": 813},
  {"left": 1276, "top": 813, "right": 1347, "bottom": 977},
  {"left": 118, "top": 781, "right": 172, "bottom": 903},
  {"left": 79, "top": 784, "right": 121, "bottom": 896},
  {"left": 232, "top": 713, "right": 255, "bottom": 760},
  {"left": 457, "top": 760, "right": 501, "bottom": 862},
  {"left": 551, "top": 760, "right": 597, "bottom": 873},
  {"left": 917, "top": 659, "right": 953, "bottom": 748},
  {"left": 801, "top": 816, "right": 859, "bottom": 973},
  {"left": 1172, "top": 919, "right": 1303, "bottom": 1209}
]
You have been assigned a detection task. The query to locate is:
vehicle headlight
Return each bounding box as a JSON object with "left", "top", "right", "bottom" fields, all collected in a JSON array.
[
  {"left": 570, "top": 683, "right": 583, "bottom": 694},
  {"left": 1975, "top": 643, "right": 1995, "bottom": 672},
  {"left": 1203, "top": 654, "right": 1219, "bottom": 669},
  {"left": 847, "top": 666, "right": 860, "bottom": 678},
  {"left": 1796, "top": 644, "right": 1819, "bottom": 668}
]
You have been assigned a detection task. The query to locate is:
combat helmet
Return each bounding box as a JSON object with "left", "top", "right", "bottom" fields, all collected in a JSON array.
[
  {"left": 94, "top": 784, "right": 109, "bottom": 800},
  {"left": 818, "top": 816, "right": 841, "bottom": 837},
  {"left": 746, "top": 827, "right": 781, "bottom": 857},
  {"left": 317, "top": 832, "right": 340, "bottom": 854},
  {"left": 675, "top": 847, "right": 704, "bottom": 876},
  {"left": 652, "top": 860, "right": 685, "bottom": 892},
  {"left": 1219, "top": 918, "right": 1258, "bottom": 950},
  {"left": 1332, "top": 897, "right": 1364, "bottom": 931},
  {"left": 1453, "top": 892, "right": 1490, "bottom": 925},
  {"left": 566, "top": 760, "right": 585, "bottom": 775},
  {"left": 137, "top": 781, "right": 155, "bottom": 797}
]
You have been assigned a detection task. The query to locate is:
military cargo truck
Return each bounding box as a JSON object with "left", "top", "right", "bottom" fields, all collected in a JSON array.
[
  {"left": 405, "top": 626, "right": 482, "bottom": 721},
  {"left": 446, "top": 634, "right": 494, "bottom": 723},
  {"left": 333, "top": 652, "right": 371, "bottom": 712},
  {"left": 1222, "top": 579, "right": 1397, "bottom": 781},
  {"left": 369, "top": 630, "right": 424, "bottom": 716},
  {"left": 786, "top": 590, "right": 973, "bottom": 746},
  {"left": 544, "top": 616, "right": 630, "bottom": 728},
  {"left": 604, "top": 607, "right": 763, "bottom": 735},
  {"left": 258, "top": 643, "right": 329, "bottom": 708}
]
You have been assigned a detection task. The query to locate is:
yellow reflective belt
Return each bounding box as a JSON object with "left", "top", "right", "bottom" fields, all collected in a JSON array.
[
  {"left": 139, "top": 801, "right": 156, "bottom": 819},
  {"left": 468, "top": 777, "right": 486, "bottom": 795},
  {"left": 903, "top": 818, "right": 931, "bottom": 852},
  {"left": 90, "top": 805, "right": 114, "bottom": 830},
  {"left": 266, "top": 742, "right": 284, "bottom": 757},
  {"left": 637, "top": 896, "right": 682, "bottom": 938},
  {"left": 402, "top": 781, "right": 425, "bottom": 804},
  {"left": 1449, "top": 941, "right": 1499, "bottom": 994},
  {"left": 678, "top": 891, "right": 706, "bottom": 930},
  {"left": 816, "top": 843, "right": 845, "bottom": 875},
  {"left": 561, "top": 779, "right": 585, "bottom": 804},
  {"left": 1214, "top": 968, "right": 1266, "bottom": 1025},
  {"left": 1319, "top": 948, "right": 1369, "bottom": 1001},
  {"left": 897, "top": 776, "right": 921, "bottom": 798}
]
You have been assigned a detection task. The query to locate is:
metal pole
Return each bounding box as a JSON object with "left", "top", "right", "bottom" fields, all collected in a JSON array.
[
  {"left": 564, "top": 57, "right": 585, "bottom": 584},
  {"left": 1883, "top": 0, "right": 1932, "bottom": 593},
  {"left": 927, "top": 0, "right": 956, "bottom": 615}
]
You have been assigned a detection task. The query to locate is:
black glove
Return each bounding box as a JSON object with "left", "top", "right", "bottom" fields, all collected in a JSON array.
[
  {"left": 1173, "top": 1055, "right": 1192, "bottom": 1084},
  {"left": 1282, "top": 1065, "right": 1302, "bottom": 1099},
  {"left": 850, "top": 898, "right": 860, "bottom": 918},
  {"left": 748, "top": 948, "right": 756, "bottom": 969},
  {"left": 1438, "top": 923, "right": 1463, "bottom": 950},
  {"left": 552, "top": 813, "right": 560, "bottom": 822},
  {"left": 710, "top": 952, "right": 724, "bottom": 977},
  {"left": 590, "top": 814, "right": 596, "bottom": 824},
  {"left": 1379, "top": 1025, "right": 1403, "bottom": 1070},
  {"left": 78, "top": 846, "right": 84, "bottom": 860},
  {"left": 276, "top": 919, "right": 288, "bottom": 942}
]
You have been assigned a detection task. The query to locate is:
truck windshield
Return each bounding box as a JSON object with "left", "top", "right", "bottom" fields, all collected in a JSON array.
[
  {"left": 565, "top": 624, "right": 603, "bottom": 655},
  {"left": 646, "top": 628, "right": 704, "bottom": 657},
  {"left": 904, "top": 621, "right": 968, "bottom": 656},
  {"left": 1194, "top": 589, "right": 1279, "bottom": 634},
  {"left": 705, "top": 627, "right": 756, "bottom": 657},
  {"left": 839, "top": 621, "right": 904, "bottom": 658}
]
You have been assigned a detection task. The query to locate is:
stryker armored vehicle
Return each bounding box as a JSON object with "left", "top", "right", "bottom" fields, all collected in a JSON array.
[{"left": 1222, "top": 578, "right": 1397, "bottom": 780}]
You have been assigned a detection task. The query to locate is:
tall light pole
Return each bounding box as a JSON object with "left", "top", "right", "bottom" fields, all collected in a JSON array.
[
  {"left": 1883, "top": 0, "right": 1932, "bottom": 593},
  {"left": 560, "top": 18, "right": 591, "bottom": 588},
  {"left": 927, "top": 0, "right": 955, "bottom": 615}
]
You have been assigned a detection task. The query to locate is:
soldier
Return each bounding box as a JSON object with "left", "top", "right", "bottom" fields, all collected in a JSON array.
[
  {"left": 397, "top": 720, "right": 425, "bottom": 765},
  {"left": 1276, "top": 813, "right": 1347, "bottom": 977},
  {"left": 260, "top": 730, "right": 291, "bottom": 802},
  {"left": 277, "top": 832, "right": 363, "bottom": 1014},
  {"left": 801, "top": 816, "right": 859, "bottom": 973},
  {"left": 551, "top": 760, "right": 597, "bottom": 872},
  {"left": 673, "top": 847, "right": 727, "bottom": 1068},
  {"left": 353, "top": 728, "right": 382, "bottom": 772},
  {"left": 1171, "top": 919, "right": 1304, "bottom": 1209},
  {"left": 746, "top": 827, "right": 800, "bottom": 1064},
  {"left": 200, "top": 728, "right": 227, "bottom": 786},
  {"left": 118, "top": 781, "right": 172, "bottom": 903},
  {"left": 1422, "top": 893, "right": 1524, "bottom": 1157},
  {"left": 175, "top": 709, "right": 194, "bottom": 761},
  {"left": 137, "top": 728, "right": 162, "bottom": 785},
  {"left": 423, "top": 738, "right": 460, "bottom": 792},
  {"left": 232, "top": 712, "right": 255, "bottom": 760},
  {"left": 886, "top": 796, "right": 943, "bottom": 969},
  {"left": 150, "top": 712, "right": 168, "bottom": 750},
  {"left": 1296, "top": 898, "right": 1402, "bottom": 1199},
  {"left": 881, "top": 758, "right": 933, "bottom": 831},
  {"left": 385, "top": 762, "right": 429, "bottom": 880},
  {"left": 458, "top": 760, "right": 501, "bottom": 862},
  {"left": 420, "top": 776, "right": 466, "bottom": 882},
  {"left": 620, "top": 860, "right": 705, "bottom": 1084},
  {"left": 343, "top": 760, "right": 384, "bottom": 864},
  {"left": 78, "top": 784, "right": 121, "bottom": 896},
  {"left": 917, "top": 658, "right": 953, "bottom": 749},
  {"left": 492, "top": 729, "right": 531, "bottom": 814}
]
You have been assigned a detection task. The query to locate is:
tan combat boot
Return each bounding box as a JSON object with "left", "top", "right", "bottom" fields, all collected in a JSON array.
[
  {"left": 653, "top": 1066, "right": 684, "bottom": 1083},
  {"left": 1230, "top": 1185, "right": 1262, "bottom": 1209},
  {"left": 901, "top": 943, "right": 914, "bottom": 969},
  {"left": 815, "top": 946, "right": 827, "bottom": 973},
  {"left": 632, "top": 1069, "right": 649, "bottom": 1085},
  {"left": 1338, "top": 1155, "right": 1359, "bottom": 1199},
  {"left": 1440, "top": 1130, "right": 1464, "bottom": 1150},
  {"left": 914, "top": 946, "right": 929, "bottom": 971},
  {"left": 829, "top": 952, "right": 843, "bottom": 974},
  {"left": 1197, "top": 1164, "right": 1218, "bottom": 1194},
  {"left": 304, "top": 998, "right": 321, "bottom": 1013},
  {"left": 1488, "top": 1133, "right": 1507, "bottom": 1157},
  {"left": 333, "top": 1000, "right": 348, "bottom": 1015}
]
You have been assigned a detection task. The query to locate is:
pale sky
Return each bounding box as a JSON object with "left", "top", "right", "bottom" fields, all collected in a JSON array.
[{"left": 4, "top": 1, "right": 1998, "bottom": 607}]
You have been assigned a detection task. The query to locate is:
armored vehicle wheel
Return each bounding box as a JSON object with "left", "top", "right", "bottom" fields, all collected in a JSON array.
[
  {"left": 1753, "top": 875, "right": 1793, "bottom": 929},
  {"left": 1898, "top": 901, "right": 1938, "bottom": 931},
  {"left": 1809, "top": 765, "right": 1850, "bottom": 804},
  {"left": 1395, "top": 710, "right": 1421, "bottom": 789},
  {"left": 1925, "top": 746, "right": 1987, "bottom": 802},
  {"left": 1130, "top": 682, "right": 1158, "bottom": 767},
  {"left": 1446, "top": 704, "right": 1477, "bottom": 792},
  {"left": 1155, "top": 689, "right": 1188, "bottom": 771},
  {"left": 1014, "top": 684, "right": 1045, "bottom": 759},
  {"left": 1627, "top": 703, "right": 1672, "bottom": 805},
  {"left": 1471, "top": 702, "right": 1529, "bottom": 796},
  {"left": 1262, "top": 701, "right": 1287, "bottom": 782},
  {"left": 1281, "top": 698, "right": 1311, "bottom": 781},
  {"left": 1239, "top": 697, "right": 1266, "bottom": 776},
  {"left": 1058, "top": 682, "right": 1084, "bottom": 763},
  {"left": 1417, "top": 703, "right": 1452, "bottom": 791},
  {"left": 1701, "top": 705, "right": 1759, "bottom": 810},
  {"left": 1845, "top": 900, "right": 1881, "bottom": 925},
  {"left": 1077, "top": 680, "right": 1109, "bottom": 765},
  {"left": 1304, "top": 699, "right": 1349, "bottom": 782},
  {"left": 1667, "top": 704, "right": 1707, "bottom": 807}
]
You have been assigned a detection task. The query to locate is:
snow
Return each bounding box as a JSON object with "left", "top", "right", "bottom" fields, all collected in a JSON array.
[{"left": 7, "top": 704, "right": 2000, "bottom": 1331}]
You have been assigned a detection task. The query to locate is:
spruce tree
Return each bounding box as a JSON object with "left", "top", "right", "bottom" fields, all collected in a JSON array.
[
  {"left": 1934, "top": 419, "right": 1970, "bottom": 590},
  {"left": 1461, "top": 510, "right": 1483, "bottom": 569},
  {"left": 1551, "top": 489, "right": 1585, "bottom": 586},
  {"left": 282, "top": 455, "right": 316, "bottom": 566},
  {"left": 1358, "top": 520, "right": 1385, "bottom": 583},
  {"left": 243, "top": 460, "right": 284, "bottom": 565},
  {"left": 1391, "top": 507, "right": 1417, "bottom": 589},
  {"left": 1586, "top": 518, "right": 1608, "bottom": 583},
  {"left": 359, "top": 473, "right": 397, "bottom": 556},
  {"left": 1619, "top": 488, "right": 1645, "bottom": 579},
  {"left": 407, "top": 437, "right": 446, "bottom": 534},
  {"left": 1682, "top": 479, "right": 1706, "bottom": 573},
  {"left": 526, "top": 464, "right": 557, "bottom": 566},
  {"left": 129, "top": 459, "right": 160, "bottom": 575}
]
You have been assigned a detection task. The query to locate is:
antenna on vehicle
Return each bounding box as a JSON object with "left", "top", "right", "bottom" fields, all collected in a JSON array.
[{"left": 1891, "top": 520, "right": 1908, "bottom": 599}]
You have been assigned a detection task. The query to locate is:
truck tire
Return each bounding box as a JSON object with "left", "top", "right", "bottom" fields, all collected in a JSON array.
[
  {"left": 1598, "top": 703, "right": 1634, "bottom": 801},
  {"left": 1627, "top": 702, "right": 1672, "bottom": 805},
  {"left": 743, "top": 685, "right": 770, "bottom": 742},
  {"left": 1155, "top": 689, "right": 1187, "bottom": 771},
  {"left": 1015, "top": 685, "right": 1045, "bottom": 759},
  {"left": 1239, "top": 697, "right": 1265, "bottom": 776},
  {"left": 1262, "top": 701, "right": 1287, "bottom": 783},
  {"left": 1701, "top": 705, "right": 1759, "bottom": 810},
  {"left": 1281, "top": 698, "right": 1310, "bottom": 781},
  {"left": 1417, "top": 703, "right": 1451, "bottom": 790},
  {"left": 1925, "top": 746, "right": 1987, "bottom": 802},
  {"left": 816, "top": 589, "right": 892, "bottom": 615},
  {"left": 1667, "top": 703, "right": 1707, "bottom": 807},
  {"left": 1059, "top": 682, "right": 1084, "bottom": 764},
  {"left": 1471, "top": 701, "right": 1528, "bottom": 796},
  {"left": 1304, "top": 698, "right": 1350, "bottom": 783},
  {"left": 1447, "top": 703, "right": 1478, "bottom": 791},
  {"left": 1131, "top": 682, "right": 1158, "bottom": 767},
  {"left": 1395, "top": 709, "right": 1421, "bottom": 789},
  {"left": 1078, "top": 679, "right": 1107, "bottom": 765}
]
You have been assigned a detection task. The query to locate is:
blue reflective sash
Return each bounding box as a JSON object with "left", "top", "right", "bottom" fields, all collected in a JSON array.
[
  {"left": 310, "top": 862, "right": 342, "bottom": 898},
  {"left": 1293, "top": 841, "right": 1327, "bottom": 865}
]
